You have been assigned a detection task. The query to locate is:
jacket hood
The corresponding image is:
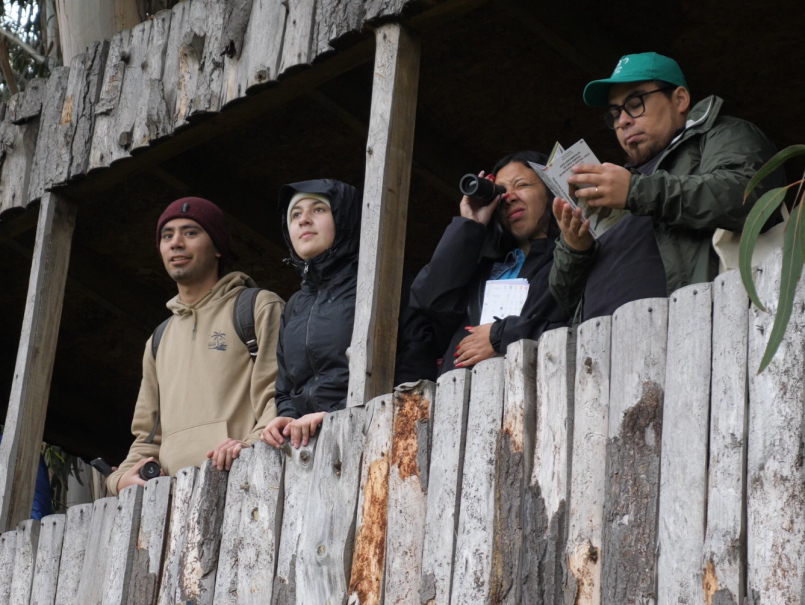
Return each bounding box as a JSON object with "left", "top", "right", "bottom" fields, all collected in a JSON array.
[
  {"left": 166, "top": 271, "right": 258, "bottom": 316},
  {"left": 277, "top": 179, "right": 362, "bottom": 285}
]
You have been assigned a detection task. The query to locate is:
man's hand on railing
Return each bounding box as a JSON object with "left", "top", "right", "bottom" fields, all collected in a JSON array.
[{"left": 207, "top": 438, "right": 250, "bottom": 471}]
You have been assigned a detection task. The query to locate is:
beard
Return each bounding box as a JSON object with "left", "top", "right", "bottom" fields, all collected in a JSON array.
[{"left": 624, "top": 138, "right": 668, "bottom": 167}]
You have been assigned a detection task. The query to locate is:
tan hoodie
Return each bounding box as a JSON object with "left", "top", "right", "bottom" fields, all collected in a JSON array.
[{"left": 106, "top": 272, "right": 284, "bottom": 495}]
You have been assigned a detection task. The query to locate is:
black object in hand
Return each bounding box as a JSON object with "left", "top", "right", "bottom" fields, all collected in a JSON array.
[
  {"left": 459, "top": 174, "right": 506, "bottom": 205},
  {"left": 139, "top": 461, "right": 162, "bottom": 481},
  {"left": 90, "top": 458, "right": 114, "bottom": 477}
]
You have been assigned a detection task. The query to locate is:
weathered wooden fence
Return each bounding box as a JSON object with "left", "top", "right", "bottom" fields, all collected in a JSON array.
[{"left": 3, "top": 253, "right": 804, "bottom": 605}]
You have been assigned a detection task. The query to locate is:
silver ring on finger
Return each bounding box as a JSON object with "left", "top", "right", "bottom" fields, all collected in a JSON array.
[{"left": 595, "top": 186, "right": 600, "bottom": 197}]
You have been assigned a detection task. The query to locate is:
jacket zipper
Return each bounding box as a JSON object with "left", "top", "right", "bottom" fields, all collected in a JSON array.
[{"left": 303, "top": 262, "right": 322, "bottom": 409}]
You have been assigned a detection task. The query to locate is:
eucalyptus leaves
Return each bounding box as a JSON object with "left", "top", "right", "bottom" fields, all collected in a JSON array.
[{"left": 739, "top": 144, "right": 805, "bottom": 372}]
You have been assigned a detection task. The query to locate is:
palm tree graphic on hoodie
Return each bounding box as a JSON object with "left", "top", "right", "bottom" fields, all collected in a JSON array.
[{"left": 208, "top": 331, "right": 227, "bottom": 351}]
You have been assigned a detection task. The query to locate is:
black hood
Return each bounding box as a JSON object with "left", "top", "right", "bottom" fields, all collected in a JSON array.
[{"left": 278, "top": 179, "right": 362, "bottom": 285}]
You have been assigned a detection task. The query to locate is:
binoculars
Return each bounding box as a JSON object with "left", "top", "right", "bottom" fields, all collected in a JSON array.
[
  {"left": 139, "top": 460, "right": 162, "bottom": 481},
  {"left": 459, "top": 174, "right": 506, "bottom": 205}
]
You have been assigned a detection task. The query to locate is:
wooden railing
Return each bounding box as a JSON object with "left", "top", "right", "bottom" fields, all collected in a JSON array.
[{"left": 1, "top": 255, "right": 803, "bottom": 604}]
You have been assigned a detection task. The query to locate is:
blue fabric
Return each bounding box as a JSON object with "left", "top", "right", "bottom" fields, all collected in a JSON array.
[
  {"left": 0, "top": 434, "right": 52, "bottom": 520},
  {"left": 490, "top": 248, "right": 526, "bottom": 280}
]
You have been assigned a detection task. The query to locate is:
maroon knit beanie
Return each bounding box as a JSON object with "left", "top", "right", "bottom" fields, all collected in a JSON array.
[{"left": 156, "top": 197, "right": 231, "bottom": 259}]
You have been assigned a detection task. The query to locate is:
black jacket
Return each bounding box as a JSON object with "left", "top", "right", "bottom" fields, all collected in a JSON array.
[
  {"left": 410, "top": 217, "right": 570, "bottom": 375},
  {"left": 275, "top": 179, "right": 437, "bottom": 419}
]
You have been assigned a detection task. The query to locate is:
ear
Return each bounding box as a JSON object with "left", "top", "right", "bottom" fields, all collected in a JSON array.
[{"left": 674, "top": 86, "right": 691, "bottom": 114}]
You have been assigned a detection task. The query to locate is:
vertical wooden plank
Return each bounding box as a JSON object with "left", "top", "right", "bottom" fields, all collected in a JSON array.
[
  {"left": 0, "top": 531, "right": 18, "bottom": 605},
  {"left": 278, "top": 0, "right": 316, "bottom": 76},
  {"left": 383, "top": 380, "right": 434, "bottom": 604},
  {"left": 10, "top": 519, "right": 40, "bottom": 605},
  {"left": 0, "top": 192, "right": 76, "bottom": 532},
  {"left": 222, "top": 0, "right": 288, "bottom": 106},
  {"left": 297, "top": 407, "right": 366, "bottom": 605},
  {"left": 156, "top": 466, "right": 197, "bottom": 605},
  {"left": 656, "top": 284, "right": 712, "bottom": 605},
  {"left": 566, "top": 317, "right": 611, "bottom": 605},
  {"left": 746, "top": 249, "right": 805, "bottom": 604},
  {"left": 362, "top": 0, "right": 406, "bottom": 24},
  {"left": 272, "top": 437, "right": 318, "bottom": 605},
  {"left": 177, "top": 461, "right": 228, "bottom": 605},
  {"left": 419, "top": 369, "right": 471, "bottom": 605},
  {"left": 162, "top": 0, "right": 192, "bottom": 127},
  {"left": 212, "top": 448, "right": 253, "bottom": 605},
  {"left": 313, "top": 0, "right": 363, "bottom": 58},
  {"left": 30, "top": 514, "right": 66, "bottom": 605},
  {"left": 7, "top": 78, "right": 47, "bottom": 124},
  {"left": 346, "top": 23, "right": 420, "bottom": 407},
  {"left": 76, "top": 498, "right": 118, "bottom": 605},
  {"left": 126, "top": 477, "right": 172, "bottom": 605},
  {"left": 702, "top": 270, "right": 749, "bottom": 605},
  {"left": 102, "top": 485, "right": 144, "bottom": 605},
  {"left": 130, "top": 9, "right": 173, "bottom": 151},
  {"left": 187, "top": 0, "right": 226, "bottom": 120},
  {"left": 27, "top": 66, "right": 70, "bottom": 204},
  {"left": 450, "top": 358, "right": 505, "bottom": 605},
  {"left": 105, "top": 19, "right": 152, "bottom": 164},
  {"left": 600, "top": 298, "right": 668, "bottom": 605},
  {"left": 237, "top": 442, "right": 284, "bottom": 604},
  {"left": 88, "top": 29, "right": 131, "bottom": 171},
  {"left": 66, "top": 41, "right": 110, "bottom": 180},
  {"left": 522, "top": 328, "right": 575, "bottom": 605},
  {"left": 489, "top": 339, "right": 537, "bottom": 604},
  {"left": 54, "top": 503, "right": 93, "bottom": 605},
  {"left": 348, "top": 395, "right": 392, "bottom": 605},
  {"left": 0, "top": 106, "right": 40, "bottom": 214}
]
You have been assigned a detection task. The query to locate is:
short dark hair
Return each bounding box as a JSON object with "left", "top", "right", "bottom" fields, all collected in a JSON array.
[{"left": 492, "top": 150, "right": 560, "bottom": 240}]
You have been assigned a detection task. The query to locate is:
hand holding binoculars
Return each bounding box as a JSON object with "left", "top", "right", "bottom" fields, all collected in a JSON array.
[{"left": 459, "top": 173, "right": 506, "bottom": 205}]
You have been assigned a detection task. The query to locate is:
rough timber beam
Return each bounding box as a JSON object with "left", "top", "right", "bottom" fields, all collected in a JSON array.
[
  {"left": 347, "top": 23, "right": 421, "bottom": 407},
  {"left": 0, "top": 192, "right": 76, "bottom": 531}
]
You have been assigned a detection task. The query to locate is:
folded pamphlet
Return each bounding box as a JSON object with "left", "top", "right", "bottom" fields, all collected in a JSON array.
[
  {"left": 480, "top": 278, "right": 529, "bottom": 325},
  {"left": 529, "top": 139, "right": 627, "bottom": 239}
]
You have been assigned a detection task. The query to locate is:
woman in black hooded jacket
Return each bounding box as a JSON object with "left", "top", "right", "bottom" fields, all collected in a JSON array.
[
  {"left": 260, "top": 179, "right": 438, "bottom": 450},
  {"left": 410, "top": 151, "right": 571, "bottom": 375}
]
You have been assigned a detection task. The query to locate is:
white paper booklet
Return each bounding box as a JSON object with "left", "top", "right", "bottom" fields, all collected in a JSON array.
[
  {"left": 529, "top": 139, "right": 627, "bottom": 239},
  {"left": 480, "top": 278, "right": 529, "bottom": 325}
]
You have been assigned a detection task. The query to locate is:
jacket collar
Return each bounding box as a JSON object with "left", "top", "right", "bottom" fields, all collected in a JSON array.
[{"left": 666, "top": 95, "right": 723, "bottom": 150}]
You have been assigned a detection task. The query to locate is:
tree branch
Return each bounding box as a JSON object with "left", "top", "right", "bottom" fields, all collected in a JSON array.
[
  {"left": 0, "top": 35, "right": 19, "bottom": 95},
  {"left": 0, "top": 27, "right": 46, "bottom": 64}
]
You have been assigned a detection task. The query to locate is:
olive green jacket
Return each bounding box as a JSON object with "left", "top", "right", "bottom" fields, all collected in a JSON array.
[{"left": 550, "top": 95, "right": 785, "bottom": 317}]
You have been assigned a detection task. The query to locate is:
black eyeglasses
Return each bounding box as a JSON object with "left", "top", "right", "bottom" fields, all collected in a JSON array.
[{"left": 602, "top": 87, "right": 675, "bottom": 129}]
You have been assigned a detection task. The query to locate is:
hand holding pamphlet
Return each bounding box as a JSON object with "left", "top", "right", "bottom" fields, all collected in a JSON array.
[{"left": 529, "top": 139, "right": 628, "bottom": 239}]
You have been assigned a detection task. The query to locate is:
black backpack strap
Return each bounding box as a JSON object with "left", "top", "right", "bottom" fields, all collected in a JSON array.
[
  {"left": 146, "top": 317, "right": 172, "bottom": 445},
  {"left": 234, "top": 288, "right": 263, "bottom": 361},
  {"left": 151, "top": 317, "right": 172, "bottom": 359}
]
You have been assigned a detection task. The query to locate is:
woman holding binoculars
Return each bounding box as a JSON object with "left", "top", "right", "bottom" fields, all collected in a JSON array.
[{"left": 410, "top": 150, "right": 570, "bottom": 374}]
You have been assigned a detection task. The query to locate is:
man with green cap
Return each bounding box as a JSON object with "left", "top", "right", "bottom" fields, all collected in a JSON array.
[{"left": 549, "top": 52, "right": 783, "bottom": 321}]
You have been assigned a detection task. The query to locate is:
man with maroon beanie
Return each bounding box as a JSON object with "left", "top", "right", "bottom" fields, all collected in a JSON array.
[{"left": 107, "top": 197, "right": 284, "bottom": 495}]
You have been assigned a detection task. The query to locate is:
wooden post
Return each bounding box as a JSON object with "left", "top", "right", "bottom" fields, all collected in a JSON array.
[
  {"left": 702, "top": 270, "right": 749, "bottom": 604},
  {"left": 346, "top": 23, "right": 421, "bottom": 407},
  {"left": 656, "top": 284, "right": 712, "bottom": 605},
  {"left": 0, "top": 192, "right": 77, "bottom": 532},
  {"left": 601, "top": 298, "right": 668, "bottom": 605},
  {"left": 566, "top": 317, "right": 611, "bottom": 605}
]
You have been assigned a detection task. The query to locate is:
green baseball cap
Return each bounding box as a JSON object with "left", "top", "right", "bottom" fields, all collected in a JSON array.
[{"left": 583, "top": 52, "right": 689, "bottom": 107}]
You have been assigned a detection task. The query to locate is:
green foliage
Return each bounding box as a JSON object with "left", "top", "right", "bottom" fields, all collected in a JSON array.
[
  {"left": 41, "top": 442, "right": 80, "bottom": 512},
  {"left": 739, "top": 145, "right": 805, "bottom": 373}
]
